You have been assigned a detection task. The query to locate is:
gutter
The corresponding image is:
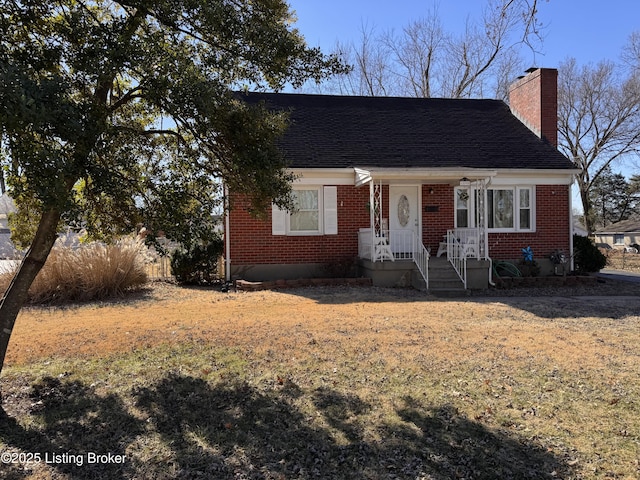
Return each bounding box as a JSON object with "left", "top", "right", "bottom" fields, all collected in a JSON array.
[{"left": 224, "top": 183, "right": 231, "bottom": 282}]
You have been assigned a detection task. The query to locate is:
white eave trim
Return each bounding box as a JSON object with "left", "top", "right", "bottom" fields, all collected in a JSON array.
[
  {"left": 353, "top": 167, "right": 498, "bottom": 185},
  {"left": 286, "top": 166, "right": 578, "bottom": 186},
  {"left": 289, "top": 168, "right": 356, "bottom": 185},
  {"left": 491, "top": 168, "right": 579, "bottom": 185}
]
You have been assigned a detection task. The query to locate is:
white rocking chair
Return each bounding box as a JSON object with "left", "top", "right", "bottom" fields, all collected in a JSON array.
[
  {"left": 373, "top": 219, "right": 394, "bottom": 262},
  {"left": 461, "top": 237, "right": 478, "bottom": 258}
]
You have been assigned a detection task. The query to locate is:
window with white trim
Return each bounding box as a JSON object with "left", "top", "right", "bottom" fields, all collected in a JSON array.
[
  {"left": 613, "top": 234, "right": 624, "bottom": 245},
  {"left": 272, "top": 186, "right": 338, "bottom": 236},
  {"left": 519, "top": 188, "right": 531, "bottom": 229},
  {"left": 455, "top": 186, "right": 534, "bottom": 232},
  {"left": 455, "top": 188, "right": 470, "bottom": 228},
  {"left": 487, "top": 187, "right": 534, "bottom": 232},
  {"left": 290, "top": 189, "right": 320, "bottom": 233}
]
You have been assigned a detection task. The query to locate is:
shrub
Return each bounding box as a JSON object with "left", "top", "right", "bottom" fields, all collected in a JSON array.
[
  {"left": 0, "top": 237, "right": 148, "bottom": 304},
  {"left": 573, "top": 234, "right": 607, "bottom": 273},
  {"left": 323, "top": 257, "right": 358, "bottom": 278},
  {"left": 170, "top": 237, "right": 224, "bottom": 285},
  {"left": 518, "top": 259, "right": 540, "bottom": 277}
]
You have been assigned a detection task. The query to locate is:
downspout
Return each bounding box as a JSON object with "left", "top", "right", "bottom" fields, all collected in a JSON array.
[
  {"left": 569, "top": 182, "right": 575, "bottom": 272},
  {"left": 224, "top": 183, "right": 231, "bottom": 282}
]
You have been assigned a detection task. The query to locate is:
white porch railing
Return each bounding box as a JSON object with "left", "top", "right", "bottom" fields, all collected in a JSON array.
[
  {"left": 447, "top": 231, "right": 468, "bottom": 289},
  {"left": 387, "top": 230, "right": 415, "bottom": 260},
  {"left": 449, "top": 228, "right": 481, "bottom": 259},
  {"left": 358, "top": 229, "right": 430, "bottom": 288},
  {"left": 358, "top": 229, "right": 416, "bottom": 261},
  {"left": 446, "top": 228, "right": 483, "bottom": 289},
  {"left": 413, "top": 235, "right": 429, "bottom": 290}
]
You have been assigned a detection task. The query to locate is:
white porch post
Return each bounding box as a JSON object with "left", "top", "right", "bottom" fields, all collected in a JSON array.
[
  {"left": 369, "top": 179, "right": 383, "bottom": 262},
  {"left": 474, "top": 178, "right": 488, "bottom": 260}
]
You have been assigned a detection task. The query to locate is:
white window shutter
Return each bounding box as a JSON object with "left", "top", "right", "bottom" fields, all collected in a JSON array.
[
  {"left": 272, "top": 204, "right": 287, "bottom": 235},
  {"left": 324, "top": 186, "right": 338, "bottom": 235}
]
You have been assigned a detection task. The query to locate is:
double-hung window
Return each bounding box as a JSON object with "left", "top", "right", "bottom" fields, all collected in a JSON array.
[
  {"left": 290, "top": 189, "right": 320, "bottom": 233},
  {"left": 272, "top": 186, "right": 338, "bottom": 236},
  {"left": 518, "top": 188, "right": 532, "bottom": 230}
]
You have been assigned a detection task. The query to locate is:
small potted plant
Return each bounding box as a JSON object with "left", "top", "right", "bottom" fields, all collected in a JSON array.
[{"left": 549, "top": 249, "right": 567, "bottom": 276}]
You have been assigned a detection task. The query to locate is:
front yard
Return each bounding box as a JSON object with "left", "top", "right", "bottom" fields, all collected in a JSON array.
[{"left": 1, "top": 283, "right": 639, "bottom": 479}]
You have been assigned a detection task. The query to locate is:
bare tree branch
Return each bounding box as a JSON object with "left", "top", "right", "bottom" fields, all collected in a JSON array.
[
  {"left": 324, "top": 0, "right": 538, "bottom": 98},
  {"left": 558, "top": 58, "right": 640, "bottom": 234}
]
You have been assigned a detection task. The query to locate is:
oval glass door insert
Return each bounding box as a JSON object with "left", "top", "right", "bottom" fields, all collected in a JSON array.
[{"left": 397, "top": 194, "right": 410, "bottom": 227}]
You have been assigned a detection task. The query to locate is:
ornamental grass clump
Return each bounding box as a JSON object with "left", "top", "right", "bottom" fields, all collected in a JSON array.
[{"left": 0, "top": 237, "right": 148, "bottom": 304}]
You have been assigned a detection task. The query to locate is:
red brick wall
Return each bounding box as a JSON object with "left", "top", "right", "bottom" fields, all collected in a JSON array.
[
  {"left": 228, "top": 185, "right": 371, "bottom": 265},
  {"left": 488, "top": 185, "right": 571, "bottom": 260},
  {"left": 509, "top": 68, "right": 558, "bottom": 147},
  {"left": 421, "top": 184, "right": 455, "bottom": 251},
  {"left": 228, "top": 183, "right": 571, "bottom": 266},
  {"left": 418, "top": 183, "right": 571, "bottom": 260}
]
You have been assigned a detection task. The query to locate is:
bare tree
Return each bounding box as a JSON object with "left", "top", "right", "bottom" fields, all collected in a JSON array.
[
  {"left": 319, "top": 0, "right": 543, "bottom": 99},
  {"left": 622, "top": 30, "right": 640, "bottom": 174},
  {"left": 557, "top": 58, "right": 640, "bottom": 234},
  {"left": 327, "top": 24, "right": 396, "bottom": 97},
  {"left": 381, "top": 13, "right": 445, "bottom": 98},
  {"left": 622, "top": 31, "right": 640, "bottom": 71}
]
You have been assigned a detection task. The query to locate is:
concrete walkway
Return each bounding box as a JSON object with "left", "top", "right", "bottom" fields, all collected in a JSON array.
[{"left": 597, "top": 268, "right": 640, "bottom": 284}]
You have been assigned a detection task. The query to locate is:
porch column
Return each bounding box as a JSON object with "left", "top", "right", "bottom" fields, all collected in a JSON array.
[
  {"left": 474, "top": 178, "right": 488, "bottom": 259},
  {"left": 369, "top": 179, "right": 383, "bottom": 262}
]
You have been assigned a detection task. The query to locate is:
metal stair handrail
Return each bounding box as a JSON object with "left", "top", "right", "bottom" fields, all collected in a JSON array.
[
  {"left": 413, "top": 233, "right": 429, "bottom": 290},
  {"left": 446, "top": 230, "right": 467, "bottom": 289}
]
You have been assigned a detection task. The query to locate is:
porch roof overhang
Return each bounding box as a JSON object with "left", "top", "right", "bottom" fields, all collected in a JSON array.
[{"left": 354, "top": 167, "right": 497, "bottom": 187}]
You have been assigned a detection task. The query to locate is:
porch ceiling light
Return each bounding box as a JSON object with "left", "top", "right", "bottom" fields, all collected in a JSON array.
[{"left": 459, "top": 177, "right": 471, "bottom": 186}]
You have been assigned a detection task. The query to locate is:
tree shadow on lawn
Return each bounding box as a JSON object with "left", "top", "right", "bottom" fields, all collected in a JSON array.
[
  {"left": 0, "top": 373, "right": 574, "bottom": 479},
  {"left": 0, "top": 376, "right": 143, "bottom": 479},
  {"left": 278, "top": 284, "right": 640, "bottom": 319},
  {"left": 273, "top": 285, "right": 433, "bottom": 305},
  {"left": 134, "top": 374, "right": 572, "bottom": 479},
  {"left": 472, "top": 295, "right": 640, "bottom": 320}
]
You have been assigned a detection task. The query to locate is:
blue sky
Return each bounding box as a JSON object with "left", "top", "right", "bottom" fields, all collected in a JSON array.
[
  {"left": 286, "top": 1, "right": 640, "bottom": 207},
  {"left": 288, "top": 1, "right": 639, "bottom": 69}
]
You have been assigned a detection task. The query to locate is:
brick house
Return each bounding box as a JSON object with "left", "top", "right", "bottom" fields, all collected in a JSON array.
[{"left": 225, "top": 68, "right": 578, "bottom": 291}]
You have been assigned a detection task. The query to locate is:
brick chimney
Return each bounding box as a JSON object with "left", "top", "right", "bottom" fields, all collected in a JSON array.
[{"left": 508, "top": 67, "right": 558, "bottom": 147}]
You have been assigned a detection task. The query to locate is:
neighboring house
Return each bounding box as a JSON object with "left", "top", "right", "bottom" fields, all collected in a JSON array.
[
  {"left": 0, "top": 193, "right": 21, "bottom": 259},
  {"left": 225, "top": 68, "right": 578, "bottom": 290},
  {"left": 0, "top": 193, "right": 15, "bottom": 232},
  {"left": 573, "top": 217, "right": 588, "bottom": 237},
  {"left": 594, "top": 219, "right": 640, "bottom": 251},
  {"left": 0, "top": 193, "right": 83, "bottom": 261}
]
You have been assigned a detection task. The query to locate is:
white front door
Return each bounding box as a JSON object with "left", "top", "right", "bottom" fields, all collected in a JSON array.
[{"left": 389, "top": 186, "right": 419, "bottom": 254}]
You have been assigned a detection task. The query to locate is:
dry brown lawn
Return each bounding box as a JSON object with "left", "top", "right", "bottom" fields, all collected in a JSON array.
[
  {"left": 6, "top": 283, "right": 640, "bottom": 368},
  {"left": 2, "top": 282, "right": 640, "bottom": 479},
  {"left": 6, "top": 282, "right": 640, "bottom": 371}
]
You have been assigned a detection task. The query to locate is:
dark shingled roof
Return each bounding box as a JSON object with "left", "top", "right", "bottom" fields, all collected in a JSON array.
[
  {"left": 239, "top": 92, "right": 575, "bottom": 171},
  {"left": 595, "top": 218, "right": 640, "bottom": 234}
]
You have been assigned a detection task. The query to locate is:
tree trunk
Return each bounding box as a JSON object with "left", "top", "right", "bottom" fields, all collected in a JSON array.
[
  {"left": 579, "top": 185, "right": 594, "bottom": 236},
  {"left": 0, "top": 208, "right": 61, "bottom": 404}
]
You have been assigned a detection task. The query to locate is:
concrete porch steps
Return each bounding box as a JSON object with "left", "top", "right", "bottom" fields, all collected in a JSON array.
[
  {"left": 414, "top": 257, "right": 468, "bottom": 296},
  {"left": 358, "top": 256, "right": 489, "bottom": 294}
]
